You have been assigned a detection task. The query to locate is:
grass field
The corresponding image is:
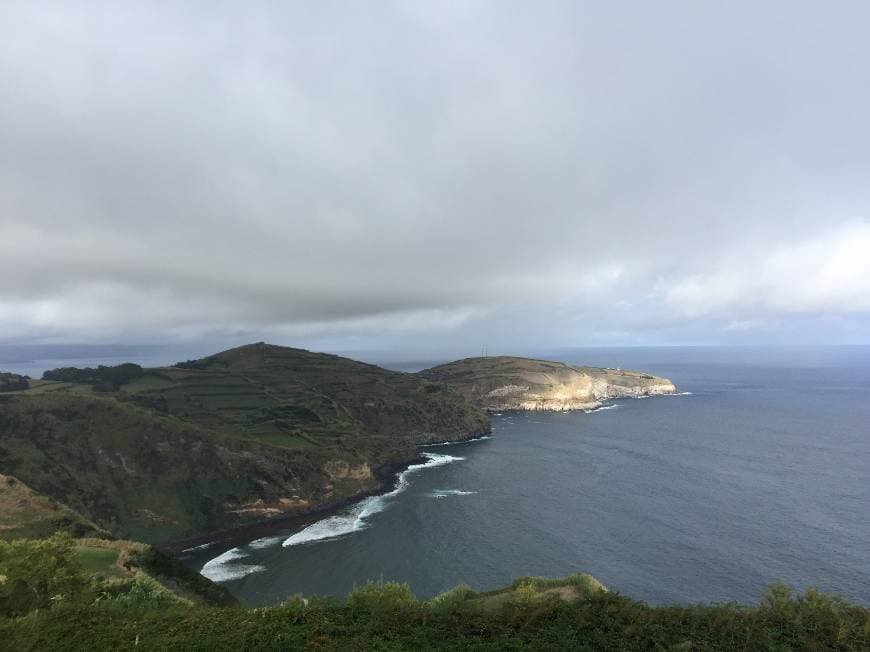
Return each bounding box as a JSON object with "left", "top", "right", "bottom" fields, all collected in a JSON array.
[{"left": 75, "top": 546, "right": 123, "bottom": 578}]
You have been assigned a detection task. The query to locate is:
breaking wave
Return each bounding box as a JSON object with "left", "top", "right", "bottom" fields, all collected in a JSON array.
[
  {"left": 248, "top": 536, "right": 284, "bottom": 549},
  {"left": 200, "top": 547, "right": 265, "bottom": 582},
  {"left": 585, "top": 404, "right": 619, "bottom": 413},
  {"left": 421, "top": 435, "right": 492, "bottom": 447},
  {"left": 430, "top": 489, "right": 477, "bottom": 498},
  {"left": 282, "top": 453, "right": 464, "bottom": 547},
  {"left": 181, "top": 541, "right": 215, "bottom": 553}
]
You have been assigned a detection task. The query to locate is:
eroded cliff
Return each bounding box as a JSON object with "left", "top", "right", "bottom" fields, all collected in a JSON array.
[{"left": 419, "top": 356, "right": 676, "bottom": 411}]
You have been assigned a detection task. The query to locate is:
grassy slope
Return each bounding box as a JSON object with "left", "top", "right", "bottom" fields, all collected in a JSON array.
[
  {"left": 0, "top": 344, "right": 489, "bottom": 544},
  {"left": 0, "top": 477, "right": 236, "bottom": 608},
  {"left": 73, "top": 538, "right": 238, "bottom": 607},
  {"left": 0, "top": 473, "right": 108, "bottom": 541}
]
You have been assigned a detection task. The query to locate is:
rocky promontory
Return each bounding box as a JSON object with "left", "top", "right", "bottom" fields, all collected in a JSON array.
[{"left": 419, "top": 356, "right": 676, "bottom": 411}]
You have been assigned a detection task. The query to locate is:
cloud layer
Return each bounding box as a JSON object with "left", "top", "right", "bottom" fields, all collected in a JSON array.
[{"left": 1, "top": 2, "right": 869, "bottom": 347}]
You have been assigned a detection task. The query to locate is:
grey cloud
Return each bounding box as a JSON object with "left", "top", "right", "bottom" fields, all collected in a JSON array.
[{"left": 1, "top": 1, "right": 869, "bottom": 345}]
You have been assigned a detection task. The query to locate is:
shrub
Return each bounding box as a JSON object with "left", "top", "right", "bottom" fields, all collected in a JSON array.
[
  {"left": 512, "top": 580, "right": 538, "bottom": 605},
  {"left": 0, "top": 533, "right": 93, "bottom": 616},
  {"left": 0, "top": 581, "right": 868, "bottom": 649},
  {"left": 427, "top": 583, "right": 475, "bottom": 614},
  {"left": 101, "top": 579, "right": 179, "bottom": 610},
  {"left": 42, "top": 364, "right": 144, "bottom": 390},
  {"left": 346, "top": 581, "right": 420, "bottom": 625},
  {"left": 174, "top": 359, "right": 209, "bottom": 370},
  {"left": 0, "top": 373, "right": 29, "bottom": 392}
]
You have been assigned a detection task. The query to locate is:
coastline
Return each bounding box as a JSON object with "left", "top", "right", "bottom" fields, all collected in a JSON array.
[
  {"left": 169, "top": 424, "right": 494, "bottom": 557},
  {"left": 167, "top": 457, "right": 422, "bottom": 556},
  {"left": 172, "top": 395, "right": 672, "bottom": 562},
  {"left": 187, "top": 394, "right": 682, "bottom": 589}
]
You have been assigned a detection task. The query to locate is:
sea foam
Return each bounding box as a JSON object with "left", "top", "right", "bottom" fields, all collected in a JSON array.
[
  {"left": 282, "top": 453, "right": 464, "bottom": 547},
  {"left": 420, "top": 435, "right": 492, "bottom": 447},
  {"left": 585, "top": 404, "right": 619, "bottom": 413},
  {"left": 430, "top": 489, "right": 477, "bottom": 498},
  {"left": 200, "top": 547, "right": 265, "bottom": 582},
  {"left": 181, "top": 541, "right": 215, "bottom": 553},
  {"left": 248, "top": 536, "right": 284, "bottom": 550}
]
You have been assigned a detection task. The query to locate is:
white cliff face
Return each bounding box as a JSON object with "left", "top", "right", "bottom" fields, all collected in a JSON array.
[
  {"left": 603, "top": 381, "right": 677, "bottom": 399},
  {"left": 422, "top": 357, "right": 677, "bottom": 412}
]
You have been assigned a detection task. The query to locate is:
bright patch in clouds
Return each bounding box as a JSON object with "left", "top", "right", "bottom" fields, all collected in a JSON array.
[{"left": 665, "top": 221, "right": 870, "bottom": 318}]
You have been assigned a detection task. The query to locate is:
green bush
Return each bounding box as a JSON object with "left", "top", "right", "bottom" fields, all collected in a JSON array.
[
  {"left": 0, "top": 372, "right": 29, "bottom": 392},
  {"left": 427, "top": 583, "right": 475, "bottom": 613},
  {"left": 42, "top": 364, "right": 144, "bottom": 389},
  {"left": 101, "top": 579, "right": 178, "bottom": 610},
  {"left": 346, "top": 581, "right": 421, "bottom": 625},
  {"left": 0, "top": 533, "right": 93, "bottom": 616}
]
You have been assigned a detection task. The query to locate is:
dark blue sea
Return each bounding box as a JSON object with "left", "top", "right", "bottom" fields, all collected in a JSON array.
[{"left": 3, "top": 345, "right": 868, "bottom": 606}]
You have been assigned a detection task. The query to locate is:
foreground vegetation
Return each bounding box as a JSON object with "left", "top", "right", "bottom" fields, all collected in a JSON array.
[
  {"left": 0, "top": 534, "right": 235, "bottom": 615},
  {"left": 3, "top": 579, "right": 867, "bottom": 649},
  {"left": 1, "top": 535, "right": 867, "bottom": 650}
]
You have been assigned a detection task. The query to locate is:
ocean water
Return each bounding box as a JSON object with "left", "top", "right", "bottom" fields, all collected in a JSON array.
[
  {"left": 189, "top": 346, "right": 870, "bottom": 606},
  {"left": 3, "top": 345, "right": 868, "bottom": 606}
]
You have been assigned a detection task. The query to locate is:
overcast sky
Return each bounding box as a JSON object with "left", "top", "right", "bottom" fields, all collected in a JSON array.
[{"left": 1, "top": 1, "right": 869, "bottom": 351}]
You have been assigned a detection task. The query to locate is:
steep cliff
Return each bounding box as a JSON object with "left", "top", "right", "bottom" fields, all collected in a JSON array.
[{"left": 419, "top": 356, "right": 676, "bottom": 411}]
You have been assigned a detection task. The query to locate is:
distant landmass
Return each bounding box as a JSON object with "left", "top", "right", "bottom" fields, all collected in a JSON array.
[{"left": 0, "top": 343, "right": 672, "bottom": 546}]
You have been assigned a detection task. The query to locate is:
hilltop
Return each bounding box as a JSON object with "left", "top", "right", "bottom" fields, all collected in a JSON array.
[{"left": 420, "top": 356, "right": 676, "bottom": 411}]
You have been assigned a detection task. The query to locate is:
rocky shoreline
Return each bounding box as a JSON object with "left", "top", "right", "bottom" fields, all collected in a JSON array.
[{"left": 167, "top": 456, "right": 425, "bottom": 556}]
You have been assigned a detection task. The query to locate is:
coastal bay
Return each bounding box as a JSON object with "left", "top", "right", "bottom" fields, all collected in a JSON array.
[{"left": 188, "top": 347, "right": 870, "bottom": 607}]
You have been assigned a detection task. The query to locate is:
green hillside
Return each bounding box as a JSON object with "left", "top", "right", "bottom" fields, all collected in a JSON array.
[
  {"left": 0, "top": 344, "right": 489, "bottom": 544},
  {"left": 0, "top": 473, "right": 108, "bottom": 541},
  {"left": 0, "top": 475, "right": 236, "bottom": 609}
]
